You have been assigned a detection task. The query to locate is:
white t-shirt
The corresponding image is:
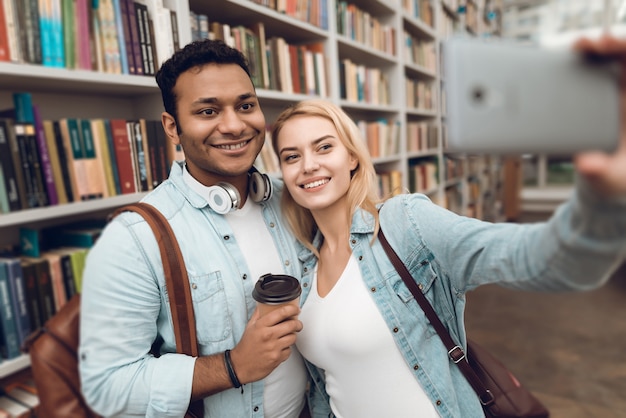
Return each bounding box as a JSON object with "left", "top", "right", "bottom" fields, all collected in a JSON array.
[
  {"left": 296, "top": 255, "right": 440, "bottom": 418},
  {"left": 184, "top": 169, "right": 307, "bottom": 418}
]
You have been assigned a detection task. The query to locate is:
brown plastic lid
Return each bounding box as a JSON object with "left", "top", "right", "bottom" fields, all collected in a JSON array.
[{"left": 252, "top": 273, "right": 301, "bottom": 304}]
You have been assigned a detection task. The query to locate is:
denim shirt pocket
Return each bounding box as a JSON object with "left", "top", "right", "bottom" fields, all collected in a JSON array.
[
  {"left": 184, "top": 270, "right": 232, "bottom": 344},
  {"left": 393, "top": 259, "right": 455, "bottom": 325}
]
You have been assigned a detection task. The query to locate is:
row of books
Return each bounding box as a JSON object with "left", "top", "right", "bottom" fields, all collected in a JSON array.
[
  {"left": 336, "top": 1, "right": 396, "bottom": 56},
  {"left": 0, "top": 376, "right": 40, "bottom": 417},
  {"left": 407, "top": 121, "right": 439, "bottom": 153},
  {"left": 404, "top": 31, "right": 437, "bottom": 71},
  {"left": 340, "top": 59, "right": 390, "bottom": 105},
  {"left": 0, "top": 0, "right": 181, "bottom": 76},
  {"left": 406, "top": 78, "right": 436, "bottom": 111},
  {"left": 0, "top": 215, "right": 105, "bottom": 362},
  {"left": 198, "top": 18, "right": 329, "bottom": 97},
  {"left": 377, "top": 170, "right": 404, "bottom": 199},
  {"left": 0, "top": 93, "right": 183, "bottom": 213},
  {"left": 403, "top": 0, "right": 436, "bottom": 28},
  {"left": 248, "top": 0, "right": 329, "bottom": 29},
  {"left": 408, "top": 159, "right": 439, "bottom": 193},
  {"left": 356, "top": 118, "right": 401, "bottom": 159},
  {"left": 0, "top": 243, "right": 92, "bottom": 361}
]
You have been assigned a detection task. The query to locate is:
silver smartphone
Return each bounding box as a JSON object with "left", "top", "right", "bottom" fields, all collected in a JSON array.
[{"left": 443, "top": 37, "right": 621, "bottom": 154}]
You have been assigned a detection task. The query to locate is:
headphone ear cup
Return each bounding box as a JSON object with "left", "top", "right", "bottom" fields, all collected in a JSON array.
[
  {"left": 207, "top": 182, "right": 241, "bottom": 214},
  {"left": 249, "top": 171, "right": 272, "bottom": 203}
]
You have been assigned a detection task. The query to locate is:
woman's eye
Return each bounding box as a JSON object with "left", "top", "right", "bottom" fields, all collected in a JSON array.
[{"left": 319, "top": 143, "right": 332, "bottom": 152}]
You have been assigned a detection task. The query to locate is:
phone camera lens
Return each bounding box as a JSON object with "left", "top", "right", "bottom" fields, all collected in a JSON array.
[{"left": 471, "top": 86, "right": 486, "bottom": 104}]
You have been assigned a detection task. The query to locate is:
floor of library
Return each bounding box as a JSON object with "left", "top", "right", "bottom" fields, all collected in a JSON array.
[{"left": 464, "top": 210, "right": 626, "bottom": 418}]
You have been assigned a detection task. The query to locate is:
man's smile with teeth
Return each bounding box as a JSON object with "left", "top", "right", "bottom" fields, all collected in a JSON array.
[
  {"left": 302, "top": 178, "right": 330, "bottom": 189},
  {"left": 215, "top": 140, "right": 249, "bottom": 150}
]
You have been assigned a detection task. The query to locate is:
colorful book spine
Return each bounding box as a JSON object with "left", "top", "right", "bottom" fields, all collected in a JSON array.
[
  {"left": 109, "top": 118, "right": 137, "bottom": 194},
  {"left": 38, "top": 0, "right": 55, "bottom": 66},
  {"left": 0, "top": 258, "right": 31, "bottom": 347},
  {"left": 0, "top": 261, "right": 21, "bottom": 359},
  {"left": 111, "top": 0, "right": 129, "bottom": 73},
  {"left": 50, "top": 0, "right": 65, "bottom": 67},
  {"left": 33, "top": 105, "right": 58, "bottom": 206},
  {"left": 0, "top": 0, "right": 11, "bottom": 61},
  {"left": 123, "top": 0, "right": 142, "bottom": 75},
  {"left": 42, "top": 120, "right": 68, "bottom": 204},
  {"left": 0, "top": 119, "right": 22, "bottom": 211}
]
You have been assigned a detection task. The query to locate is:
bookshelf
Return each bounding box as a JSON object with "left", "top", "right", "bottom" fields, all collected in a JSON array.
[{"left": 0, "top": 0, "right": 505, "bottom": 379}]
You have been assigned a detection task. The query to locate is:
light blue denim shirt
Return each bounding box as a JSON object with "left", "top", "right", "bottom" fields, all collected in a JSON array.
[
  {"left": 299, "top": 180, "right": 626, "bottom": 418},
  {"left": 79, "top": 162, "right": 302, "bottom": 417}
]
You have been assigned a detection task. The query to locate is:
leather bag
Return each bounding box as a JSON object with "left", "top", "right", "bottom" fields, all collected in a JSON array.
[
  {"left": 23, "top": 202, "right": 203, "bottom": 418},
  {"left": 378, "top": 228, "right": 550, "bottom": 418}
]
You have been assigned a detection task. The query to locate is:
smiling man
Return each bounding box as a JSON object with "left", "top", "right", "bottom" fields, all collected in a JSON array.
[{"left": 79, "top": 39, "right": 308, "bottom": 418}]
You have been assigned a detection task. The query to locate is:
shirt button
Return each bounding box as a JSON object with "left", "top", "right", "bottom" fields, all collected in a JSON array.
[
  {"left": 351, "top": 239, "right": 356, "bottom": 244},
  {"left": 370, "top": 287, "right": 376, "bottom": 292},
  {"left": 304, "top": 267, "right": 308, "bottom": 272},
  {"left": 393, "top": 327, "right": 399, "bottom": 333},
  {"left": 413, "top": 364, "right": 419, "bottom": 370},
  {"left": 191, "top": 283, "right": 197, "bottom": 289},
  {"left": 242, "top": 274, "right": 247, "bottom": 280},
  {"left": 303, "top": 283, "right": 308, "bottom": 288},
  {"left": 284, "top": 260, "right": 290, "bottom": 266},
  {"left": 418, "top": 283, "right": 423, "bottom": 291},
  {"left": 269, "top": 222, "right": 275, "bottom": 228},
  {"left": 253, "top": 406, "right": 259, "bottom": 412},
  {"left": 224, "top": 235, "right": 230, "bottom": 240},
  {"left": 358, "top": 255, "right": 363, "bottom": 261},
  {"left": 436, "top": 400, "right": 442, "bottom": 406}
]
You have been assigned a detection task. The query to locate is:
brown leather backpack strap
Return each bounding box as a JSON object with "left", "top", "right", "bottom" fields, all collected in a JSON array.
[
  {"left": 114, "top": 203, "right": 198, "bottom": 357},
  {"left": 113, "top": 203, "right": 204, "bottom": 418}
]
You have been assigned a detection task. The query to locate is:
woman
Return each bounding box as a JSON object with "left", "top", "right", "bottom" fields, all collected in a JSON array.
[{"left": 270, "top": 37, "right": 626, "bottom": 418}]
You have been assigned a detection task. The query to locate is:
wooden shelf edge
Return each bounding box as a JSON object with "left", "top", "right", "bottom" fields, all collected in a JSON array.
[{"left": 0, "top": 355, "right": 30, "bottom": 379}]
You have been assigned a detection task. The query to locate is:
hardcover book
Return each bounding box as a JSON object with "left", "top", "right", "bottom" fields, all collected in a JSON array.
[
  {"left": 33, "top": 105, "right": 58, "bottom": 206},
  {"left": 0, "top": 119, "right": 22, "bottom": 211},
  {"left": 0, "top": 261, "right": 22, "bottom": 359},
  {"left": 42, "top": 120, "right": 68, "bottom": 204},
  {"left": 0, "top": 257, "right": 31, "bottom": 347},
  {"left": 109, "top": 118, "right": 137, "bottom": 194}
]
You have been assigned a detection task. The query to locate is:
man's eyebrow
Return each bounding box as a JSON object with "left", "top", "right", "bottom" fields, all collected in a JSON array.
[{"left": 193, "top": 92, "right": 257, "bottom": 105}]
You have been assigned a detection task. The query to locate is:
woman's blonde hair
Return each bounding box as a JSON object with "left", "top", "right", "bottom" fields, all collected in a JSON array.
[{"left": 271, "top": 99, "right": 380, "bottom": 255}]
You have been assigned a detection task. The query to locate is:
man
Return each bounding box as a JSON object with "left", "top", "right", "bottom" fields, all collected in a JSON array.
[{"left": 79, "top": 39, "right": 308, "bottom": 417}]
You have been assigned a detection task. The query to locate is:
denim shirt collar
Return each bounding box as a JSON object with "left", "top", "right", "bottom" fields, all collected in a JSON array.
[
  {"left": 296, "top": 207, "right": 377, "bottom": 266},
  {"left": 168, "top": 161, "right": 210, "bottom": 210}
]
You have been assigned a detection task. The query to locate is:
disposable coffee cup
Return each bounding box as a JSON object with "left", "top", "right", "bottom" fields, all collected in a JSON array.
[{"left": 252, "top": 273, "right": 301, "bottom": 317}]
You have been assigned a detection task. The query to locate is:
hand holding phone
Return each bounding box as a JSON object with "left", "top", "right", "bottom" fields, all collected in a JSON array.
[{"left": 443, "top": 37, "right": 621, "bottom": 155}]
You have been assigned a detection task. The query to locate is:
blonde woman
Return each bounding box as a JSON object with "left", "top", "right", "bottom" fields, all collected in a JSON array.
[{"left": 269, "top": 35, "right": 626, "bottom": 418}]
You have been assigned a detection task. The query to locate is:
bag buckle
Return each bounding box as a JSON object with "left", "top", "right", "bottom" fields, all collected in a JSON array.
[
  {"left": 480, "top": 390, "right": 495, "bottom": 406},
  {"left": 448, "top": 346, "right": 466, "bottom": 363}
]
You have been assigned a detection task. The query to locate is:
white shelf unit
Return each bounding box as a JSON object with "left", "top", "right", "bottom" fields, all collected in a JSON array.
[{"left": 0, "top": 0, "right": 505, "bottom": 379}]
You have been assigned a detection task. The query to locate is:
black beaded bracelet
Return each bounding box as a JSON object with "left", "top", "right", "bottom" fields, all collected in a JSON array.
[{"left": 224, "top": 349, "right": 242, "bottom": 389}]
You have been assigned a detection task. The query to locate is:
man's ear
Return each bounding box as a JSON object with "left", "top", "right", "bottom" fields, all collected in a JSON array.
[{"left": 161, "top": 112, "right": 181, "bottom": 145}]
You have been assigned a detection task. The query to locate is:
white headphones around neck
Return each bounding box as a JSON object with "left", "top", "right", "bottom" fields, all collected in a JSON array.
[{"left": 207, "top": 167, "right": 273, "bottom": 214}]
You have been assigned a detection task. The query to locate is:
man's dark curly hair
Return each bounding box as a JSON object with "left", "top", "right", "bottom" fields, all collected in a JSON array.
[{"left": 155, "top": 39, "right": 252, "bottom": 125}]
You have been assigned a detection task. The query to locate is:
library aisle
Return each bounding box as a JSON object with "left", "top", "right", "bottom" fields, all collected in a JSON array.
[{"left": 465, "top": 253, "right": 626, "bottom": 417}]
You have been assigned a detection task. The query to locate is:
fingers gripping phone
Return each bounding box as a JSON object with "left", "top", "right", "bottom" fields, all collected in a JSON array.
[{"left": 443, "top": 37, "right": 621, "bottom": 154}]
